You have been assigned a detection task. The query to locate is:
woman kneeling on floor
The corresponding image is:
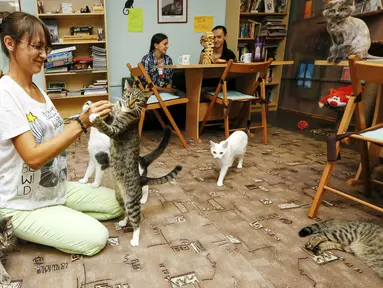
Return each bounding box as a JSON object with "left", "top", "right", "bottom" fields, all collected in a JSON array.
[{"left": 0, "top": 12, "right": 123, "bottom": 256}]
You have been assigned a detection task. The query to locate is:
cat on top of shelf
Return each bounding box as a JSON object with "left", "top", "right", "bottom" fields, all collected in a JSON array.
[{"left": 323, "top": 0, "right": 382, "bottom": 63}]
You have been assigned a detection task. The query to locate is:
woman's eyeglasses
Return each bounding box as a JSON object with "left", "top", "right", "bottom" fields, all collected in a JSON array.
[{"left": 18, "top": 39, "right": 52, "bottom": 55}]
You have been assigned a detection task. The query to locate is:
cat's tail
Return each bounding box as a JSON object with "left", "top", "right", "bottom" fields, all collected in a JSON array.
[
  {"left": 141, "top": 165, "right": 182, "bottom": 186},
  {"left": 142, "top": 126, "right": 172, "bottom": 166},
  {"left": 95, "top": 151, "right": 110, "bottom": 171}
]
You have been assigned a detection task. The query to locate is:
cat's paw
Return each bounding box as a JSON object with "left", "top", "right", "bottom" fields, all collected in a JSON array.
[
  {"left": 118, "top": 218, "right": 128, "bottom": 227},
  {"left": 79, "top": 178, "right": 88, "bottom": 184},
  {"left": 327, "top": 56, "right": 335, "bottom": 62},
  {"left": 0, "top": 272, "right": 11, "bottom": 284},
  {"left": 91, "top": 181, "right": 101, "bottom": 188},
  {"left": 130, "top": 238, "right": 139, "bottom": 247},
  {"left": 333, "top": 57, "right": 343, "bottom": 64},
  {"left": 237, "top": 164, "right": 243, "bottom": 169},
  {"left": 217, "top": 181, "right": 223, "bottom": 187},
  {"left": 140, "top": 195, "right": 149, "bottom": 204},
  {"left": 89, "top": 113, "right": 100, "bottom": 123},
  {"left": 82, "top": 101, "right": 92, "bottom": 112}
]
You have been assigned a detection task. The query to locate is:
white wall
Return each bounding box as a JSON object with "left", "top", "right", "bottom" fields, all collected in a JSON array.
[
  {"left": 106, "top": 0, "right": 226, "bottom": 102},
  {"left": 1, "top": 0, "right": 227, "bottom": 101}
]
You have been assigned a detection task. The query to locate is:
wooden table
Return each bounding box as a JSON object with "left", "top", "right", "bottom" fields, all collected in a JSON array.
[{"left": 162, "top": 61, "right": 294, "bottom": 142}]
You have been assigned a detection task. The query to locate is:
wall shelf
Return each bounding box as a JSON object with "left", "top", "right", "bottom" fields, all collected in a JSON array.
[
  {"left": 52, "top": 41, "right": 106, "bottom": 45},
  {"left": 39, "top": 13, "right": 104, "bottom": 17}
]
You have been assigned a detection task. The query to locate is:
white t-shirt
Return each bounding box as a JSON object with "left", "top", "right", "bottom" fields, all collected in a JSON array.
[{"left": 0, "top": 75, "right": 67, "bottom": 210}]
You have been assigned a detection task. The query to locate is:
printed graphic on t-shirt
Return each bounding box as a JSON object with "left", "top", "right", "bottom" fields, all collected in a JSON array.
[{"left": 18, "top": 107, "right": 66, "bottom": 200}]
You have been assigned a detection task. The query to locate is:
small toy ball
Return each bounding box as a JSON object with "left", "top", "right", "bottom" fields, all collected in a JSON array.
[{"left": 297, "top": 120, "right": 308, "bottom": 130}]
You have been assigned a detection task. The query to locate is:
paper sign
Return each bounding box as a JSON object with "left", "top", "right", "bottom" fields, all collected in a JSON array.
[
  {"left": 194, "top": 16, "right": 213, "bottom": 32},
  {"left": 128, "top": 8, "right": 143, "bottom": 33}
]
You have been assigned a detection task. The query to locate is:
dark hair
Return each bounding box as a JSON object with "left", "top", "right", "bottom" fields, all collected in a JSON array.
[
  {"left": 212, "top": 25, "right": 228, "bottom": 48},
  {"left": 0, "top": 12, "right": 51, "bottom": 57},
  {"left": 149, "top": 33, "right": 168, "bottom": 52}
]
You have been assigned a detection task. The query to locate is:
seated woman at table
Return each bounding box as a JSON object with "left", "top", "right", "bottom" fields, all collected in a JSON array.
[
  {"left": 141, "top": 33, "right": 183, "bottom": 95},
  {"left": 200, "top": 26, "right": 237, "bottom": 92},
  {"left": 199, "top": 25, "right": 237, "bottom": 64}
]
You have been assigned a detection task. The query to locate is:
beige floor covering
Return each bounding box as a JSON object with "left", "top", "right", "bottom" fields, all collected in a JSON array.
[{"left": 3, "top": 126, "right": 383, "bottom": 288}]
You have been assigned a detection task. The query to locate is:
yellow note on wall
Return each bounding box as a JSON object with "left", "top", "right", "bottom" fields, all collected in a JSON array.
[
  {"left": 194, "top": 16, "right": 213, "bottom": 32},
  {"left": 128, "top": 8, "right": 143, "bottom": 32}
]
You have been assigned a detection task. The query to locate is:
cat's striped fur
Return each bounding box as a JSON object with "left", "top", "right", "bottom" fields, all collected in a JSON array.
[
  {"left": 88, "top": 82, "right": 181, "bottom": 247},
  {"left": 299, "top": 220, "right": 383, "bottom": 278}
]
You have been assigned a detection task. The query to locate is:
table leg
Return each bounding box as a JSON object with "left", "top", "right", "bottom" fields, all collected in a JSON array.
[{"left": 185, "top": 69, "right": 203, "bottom": 142}]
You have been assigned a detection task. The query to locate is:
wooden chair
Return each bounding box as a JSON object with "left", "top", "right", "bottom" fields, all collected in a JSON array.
[
  {"left": 127, "top": 63, "right": 189, "bottom": 148},
  {"left": 308, "top": 55, "right": 383, "bottom": 218},
  {"left": 199, "top": 59, "right": 272, "bottom": 143}
]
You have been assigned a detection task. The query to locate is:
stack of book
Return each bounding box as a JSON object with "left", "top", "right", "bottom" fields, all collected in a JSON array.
[
  {"left": 45, "top": 46, "right": 76, "bottom": 74},
  {"left": 84, "top": 79, "right": 108, "bottom": 95},
  {"left": 260, "top": 17, "right": 287, "bottom": 38},
  {"left": 47, "top": 87, "right": 67, "bottom": 98},
  {"left": 91, "top": 46, "right": 107, "bottom": 70}
]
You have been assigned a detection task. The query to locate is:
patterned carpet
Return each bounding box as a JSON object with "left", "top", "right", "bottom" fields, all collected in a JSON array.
[{"left": 3, "top": 125, "right": 383, "bottom": 288}]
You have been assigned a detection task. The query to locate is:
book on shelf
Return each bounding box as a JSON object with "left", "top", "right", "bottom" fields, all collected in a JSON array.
[
  {"left": 44, "top": 57, "right": 73, "bottom": 69},
  {"left": 43, "top": 19, "right": 59, "bottom": 43},
  {"left": 47, "top": 51, "right": 72, "bottom": 63},
  {"left": 239, "top": 20, "right": 261, "bottom": 38},
  {"left": 45, "top": 66, "right": 69, "bottom": 73},
  {"left": 49, "top": 46, "right": 76, "bottom": 55}
]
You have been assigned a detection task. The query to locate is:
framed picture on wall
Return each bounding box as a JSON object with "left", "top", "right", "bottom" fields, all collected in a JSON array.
[
  {"left": 0, "top": 0, "right": 20, "bottom": 24},
  {"left": 158, "top": 0, "right": 187, "bottom": 24},
  {"left": 0, "top": 0, "right": 20, "bottom": 13}
]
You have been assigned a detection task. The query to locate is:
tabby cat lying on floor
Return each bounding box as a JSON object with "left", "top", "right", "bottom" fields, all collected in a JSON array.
[
  {"left": 0, "top": 216, "right": 16, "bottom": 284},
  {"left": 299, "top": 220, "right": 383, "bottom": 278},
  {"left": 86, "top": 82, "right": 182, "bottom": 247}
]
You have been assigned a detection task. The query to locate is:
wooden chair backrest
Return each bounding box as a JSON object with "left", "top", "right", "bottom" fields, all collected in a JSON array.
[
  {"left": 228, "top": 58, "right": 273, "bottom": 75},
  {"left": 348, "top": 55, "right": 383, "bottom": 132},
  {"left": 351, "top": 58, "right": 383, "bottom": 85},
  {"left": 126, "top": 63, "right": 146, "bottom": 91},
  {"left": 126, "top": 62, "right": 164, "bottom": 106},
  {"left": 216, "top": 58, "right": 272, "bottom": 96}
]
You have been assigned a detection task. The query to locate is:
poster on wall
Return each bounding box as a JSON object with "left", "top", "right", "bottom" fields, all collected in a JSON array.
[
  {"left": 158, "top": 0, "right": 187, "bottom": 23},
  {"left": 0, "top": 0, "right": 20, "bottom": 21}
]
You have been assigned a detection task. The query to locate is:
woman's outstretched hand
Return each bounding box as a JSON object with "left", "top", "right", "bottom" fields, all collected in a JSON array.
[{"left": 79, "top": 100, "right": 113, "bottom": 127}]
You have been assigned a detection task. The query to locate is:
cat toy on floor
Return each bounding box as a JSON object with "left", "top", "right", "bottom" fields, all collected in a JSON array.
[{"left": 123, "top": 0, "right": 134, "bottom": 15}]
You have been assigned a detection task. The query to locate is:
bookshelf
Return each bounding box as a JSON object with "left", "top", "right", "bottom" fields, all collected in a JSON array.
[
  {"left": 226, "top": 0, "right": 292, "bottom": 111},
  {"left": 36, "top": 0, "right": 109, "bottom": 118}
]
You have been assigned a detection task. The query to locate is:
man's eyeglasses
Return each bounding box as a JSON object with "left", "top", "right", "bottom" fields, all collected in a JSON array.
[{"left": 18, "top": 39, "right": 52, "bottom": 55}]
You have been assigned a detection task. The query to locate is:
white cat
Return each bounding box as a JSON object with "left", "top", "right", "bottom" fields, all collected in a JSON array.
[
  {"left": 79, "top": 127, "right": 111, "bottom": 188},
  {"left": 210, "top": 131, "right": 248, "bottom": 187}
]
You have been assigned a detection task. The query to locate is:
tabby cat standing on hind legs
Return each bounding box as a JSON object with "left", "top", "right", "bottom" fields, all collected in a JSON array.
[
  {"left": 87, "top": 82, "right": 182, "bottom": 247},
  {"left": 299, "top": 220, "right": 383, "bottom": 278},
  {"left": 323, "top": 0, "right": 380, "bottom": 62}
]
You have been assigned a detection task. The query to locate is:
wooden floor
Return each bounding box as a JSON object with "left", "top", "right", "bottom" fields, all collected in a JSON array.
[{"left": 4, "top": 125, "right": 383, "bottom": 288}]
